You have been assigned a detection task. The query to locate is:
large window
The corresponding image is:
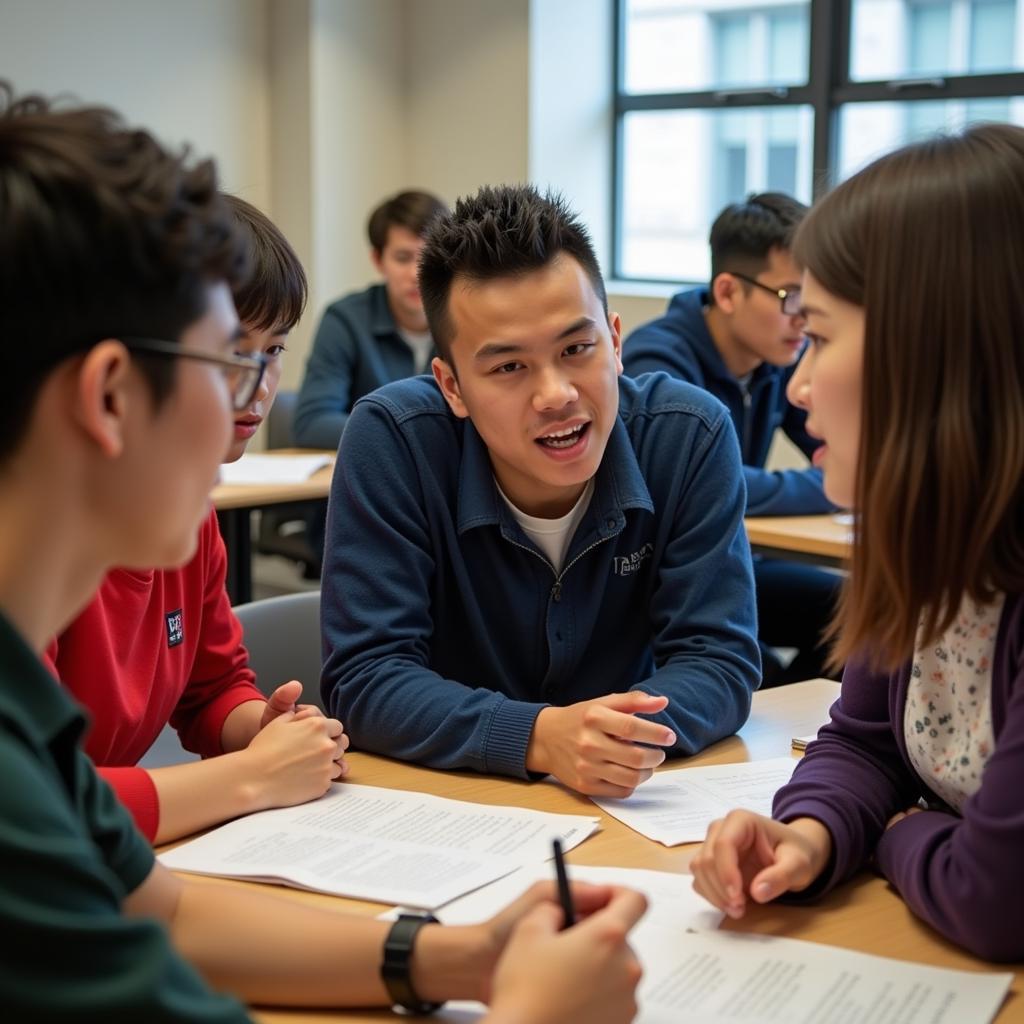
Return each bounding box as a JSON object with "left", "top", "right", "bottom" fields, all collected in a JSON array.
[{"left": 615, "top": 0, "right": 1024, "bottom": 283}]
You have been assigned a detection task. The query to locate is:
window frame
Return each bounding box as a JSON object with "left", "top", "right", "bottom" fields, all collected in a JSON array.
[{"left": 612, "top": 0, "right": 1024, "bottom": 284}]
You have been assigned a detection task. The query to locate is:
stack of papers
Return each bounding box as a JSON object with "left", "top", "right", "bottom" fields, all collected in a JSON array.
[
  {"left": 415, "top": 864, "right": 1011, "bottom": 1024},
  {"left": 591, "top": 757, "right": 797, "bottom": 846},
  {"left": 218, "top": 452, "right": 332, "bottom": 486},
  {"left": 159, "top": 784, "right": 598, "bottom": 909}
]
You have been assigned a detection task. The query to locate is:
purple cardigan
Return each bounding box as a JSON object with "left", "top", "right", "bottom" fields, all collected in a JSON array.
[{"left": 773, "top": 591, "right": 1024, "bottom": 962}]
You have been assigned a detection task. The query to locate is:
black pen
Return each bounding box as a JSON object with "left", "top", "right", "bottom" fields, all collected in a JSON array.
[{"left": 552, "top": 838, "right": 575, "bottom": 929}]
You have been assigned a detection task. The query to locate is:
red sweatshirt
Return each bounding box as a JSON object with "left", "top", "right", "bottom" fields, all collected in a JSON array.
[{"left": 44, "top": 510, "right": 265, "bottom": 840}]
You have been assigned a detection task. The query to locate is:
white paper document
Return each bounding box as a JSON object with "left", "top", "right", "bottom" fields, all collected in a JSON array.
[
  {"left": 217, "top": 452, "right": 332, "bottom": 485},
  {"left": 403, "top": 863, "right": 723, "bottom": 1022},
  {"left": 422, "top": 872, "right": 1010, "bottom": 1024},
  {"left": 635, "top": 930, "right": 1011, "bottom": 1024},
  {"left": 427, "top": 862, "right": 724, "bottom": 931},
  {"left": 591, "top": 756, "right": 797, "bottom": 846},
  {"left": 159, "top": 783, "right": 599, "bottom": 909}
]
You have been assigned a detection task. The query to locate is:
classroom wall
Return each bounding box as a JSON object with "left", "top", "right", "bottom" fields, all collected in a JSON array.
[
  {"left": 0, "top": 0, "right": 658, "bottom": 356},
  {"left": 301, "top": 0, "right": 410, "bottom": 389},
  {"left": 0, "top": 0, "right": 272, "bottom": 209},
  {"left": 0, "top": 0, "right": 800, "bottom": 465},
  {"left": 407, "top": 0, "right": 530, "bottom": 201}
]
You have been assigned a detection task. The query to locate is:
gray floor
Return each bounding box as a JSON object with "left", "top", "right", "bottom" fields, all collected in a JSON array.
[{"left": 251, "top": 550, "right": 320, "bottom": 600}]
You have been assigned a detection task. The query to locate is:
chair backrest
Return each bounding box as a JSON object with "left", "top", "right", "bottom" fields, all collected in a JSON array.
[
  {"left": 267, "top": 389, "right": 298, "bottom": 449},
  {"left": 234, "top": 590, "right": 323, "bottom": 709}
]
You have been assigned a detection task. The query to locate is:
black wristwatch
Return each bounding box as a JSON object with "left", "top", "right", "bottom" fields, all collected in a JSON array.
[{"left": 381, "top": 912, "right": 443, "bottom": 1015}]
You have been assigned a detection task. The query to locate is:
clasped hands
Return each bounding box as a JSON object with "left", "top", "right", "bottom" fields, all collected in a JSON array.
[{"left": 244, "top": 680, "right": 350, "bottom": 809}]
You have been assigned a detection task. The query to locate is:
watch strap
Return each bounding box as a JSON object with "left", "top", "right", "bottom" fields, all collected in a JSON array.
[{"left": 381, "top": 912, "right": 442, "bottom": 1014}]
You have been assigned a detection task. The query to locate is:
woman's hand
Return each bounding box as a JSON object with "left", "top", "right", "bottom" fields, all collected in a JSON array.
[{"left": 690, "top": 811, "right": 832, "bottom": 918}]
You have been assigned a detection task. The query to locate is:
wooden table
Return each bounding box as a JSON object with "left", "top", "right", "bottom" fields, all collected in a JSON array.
[
  {"left": 745, "top": 513, "right": 853, "bottom": 567},
  {"left": 219, "top": 679, "right": 1019, "bottom": 1022},
  {"left": 211, "top": 450, "right": 334, "bottom": 604}
]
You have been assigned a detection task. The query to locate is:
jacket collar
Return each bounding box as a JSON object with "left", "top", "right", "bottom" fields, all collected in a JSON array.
[{"left": 456, "top": 401, "right": 653, "bottom": 538}]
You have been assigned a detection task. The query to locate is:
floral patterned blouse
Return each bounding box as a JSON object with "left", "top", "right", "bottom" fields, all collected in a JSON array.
[{"left": 903, "top": 595, "right": 1003, "bottom": 812}]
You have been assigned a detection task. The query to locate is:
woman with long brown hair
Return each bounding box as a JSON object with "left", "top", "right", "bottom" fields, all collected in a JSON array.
[{"left": 690, "top": 122, "right": 1024, "bottom": 962}]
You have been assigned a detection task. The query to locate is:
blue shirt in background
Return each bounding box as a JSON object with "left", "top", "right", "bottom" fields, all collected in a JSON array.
[
  {"left": 623, "top": 287, "right": 836, "bottom": 516},
  {"left": 294, "top": 283, "right": 431, "bottom": 451}
]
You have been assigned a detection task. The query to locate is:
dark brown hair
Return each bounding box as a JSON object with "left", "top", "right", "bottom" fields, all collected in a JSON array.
[
  {"left": 0, "top": 81, "right": 246, "bottom": 463},
  {"left": 794, "top": 123, "right": 1024, "bottom": 670},
  {"left": 418, "top": 184, "right": 608, "bottom": 363},
  {"left": 366, "top": 189, "right": 448, "bottom": 253},
  {"left": 224, "top": 195, "right": 307, "bottom": 333},
  {"left": 709, "top": 191, "right": 807, "bottom": 290}
]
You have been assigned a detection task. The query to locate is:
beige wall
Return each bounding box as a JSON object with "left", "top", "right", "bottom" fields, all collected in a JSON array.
[
  {"left": 306, "top": 0, "right": 408, "bottom": 359},
  {"left": 407, "top": 0, "right": 530, "bottom": 202},
  {"left": 0, "top": 0, "right": 805, "bottom": 467},
  {"left": 0, "top": 0, "right": 619, "bottom": 363},
  {"left": 0, "top": 0, "right": 272, "bottom": 209}
]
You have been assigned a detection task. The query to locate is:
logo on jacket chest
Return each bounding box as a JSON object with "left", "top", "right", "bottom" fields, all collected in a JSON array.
[
  {"left": 165, "top": 609, "right": 184, "bottom": 647},
  {"left": 613, "top": 542, "right": 653, "bottom": 576}
]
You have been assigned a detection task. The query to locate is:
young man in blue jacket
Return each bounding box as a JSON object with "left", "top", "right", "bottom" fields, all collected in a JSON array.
[
  {"left": 294, "top": 190, "right": 449, "bottom": 452},
  {"left": 294, "top": 190, "right": 449, "bottom": 569},
  {"left": 321, "top": 185, "right": 760, "bottom": 799},
  {"left": 623, "top": 193, "right": 841, "bottom": 685}
]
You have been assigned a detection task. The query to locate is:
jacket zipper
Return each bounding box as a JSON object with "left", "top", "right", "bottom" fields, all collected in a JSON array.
[{"left": 502, "top": 531, "right": 616, "bottom": 603}]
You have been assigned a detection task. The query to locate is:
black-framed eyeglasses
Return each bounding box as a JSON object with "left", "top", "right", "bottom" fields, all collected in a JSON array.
[
  {"left": 727, "top": 272, "right": 802, "bottom": 317},
  {"left": 120, "top": 337, "right": 267, "bottom": 412}
]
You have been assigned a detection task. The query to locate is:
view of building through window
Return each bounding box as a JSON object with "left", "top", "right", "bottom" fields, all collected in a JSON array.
[{"left": 617, "top": 0, "right": 1024, "bottom": 283}]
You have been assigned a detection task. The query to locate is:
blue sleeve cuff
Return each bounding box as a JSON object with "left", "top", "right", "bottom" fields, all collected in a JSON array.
[{"left": 484, "top": 698, "right": 548, "bottom": 778}]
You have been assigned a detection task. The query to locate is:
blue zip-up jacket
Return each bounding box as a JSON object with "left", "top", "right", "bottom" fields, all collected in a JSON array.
[
  {"left": 294, "top": 284, "right": 433, "bottom": 450},
  {"left": 623, "top": 287, "right": 836, "bottom": 516},
  {"left": 320, "top": 372, "right": 760, "bottom": 778}
]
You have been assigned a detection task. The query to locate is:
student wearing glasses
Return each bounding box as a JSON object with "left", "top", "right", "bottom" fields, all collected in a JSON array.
[
  {"left": 44, "top": 194, "right": 349, "bottom": 846},
  {"left": 0, "top": 83, "right": 647, "bottom": 1022},
  {"left": 690, "top": 124, "right": 1024, "bottom": 962},
  {"left": 623, "top": 194, "right": 841, "bottom": 686}
]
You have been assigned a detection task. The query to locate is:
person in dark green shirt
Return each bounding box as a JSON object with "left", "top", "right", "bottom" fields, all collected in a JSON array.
[{"left": 0, "top": 81, "right": 646, "bottom": 1022}]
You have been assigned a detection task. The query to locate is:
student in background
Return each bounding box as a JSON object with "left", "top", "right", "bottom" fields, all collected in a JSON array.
[
  {"left": 690, "top": 124, "right": 1024, "bottom": 962},
  {"left": 0, "top": 83, "right": 646, "bottom": 1022},
  {"left": 294, "top": 188, "right": 449, "bottom": 566},
  {"left": 624, "top": 194, "right": 841, "bottom": 686},
  {"left": 44, "top": 194, "right": 347, "bottom": 846},
  {"left": 321, "top": 184, "right": 760, "bottom": 799},
  {"left": 294, "top": 188, "right": 449, "bottom": 446}
]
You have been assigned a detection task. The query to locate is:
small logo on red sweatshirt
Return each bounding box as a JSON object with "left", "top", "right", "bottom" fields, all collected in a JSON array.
[{"left": 165, "top": 609, "right": 184, "bottom": 647}]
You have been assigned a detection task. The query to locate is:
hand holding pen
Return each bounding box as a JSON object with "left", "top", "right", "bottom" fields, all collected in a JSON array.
[{"left": 483, "top": 847, "right": 648, "bottom": 1023}]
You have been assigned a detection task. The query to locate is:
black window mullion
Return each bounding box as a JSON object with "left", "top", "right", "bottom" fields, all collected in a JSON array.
[
  {"left": 616, "top": 87, "right": 815, "bottom": 115},
  {"left": 611, "top": 0, "right": 626, "bottom": 281},
  {"left": 809, "top": 0, "right": 845, "bottom": 196},
  {"left": 833, "top": 71, "right": 1024, "bottom": 105},
  {"left": 613, "top": 0, "right": 1024, "bottom": 285}
]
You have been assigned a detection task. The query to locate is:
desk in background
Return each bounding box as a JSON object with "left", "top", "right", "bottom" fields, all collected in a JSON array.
[
  {"left": 174, "top": 679, "right": 1018, "bottom": 1023},
  {"left": 745, "top": 512, "right": 853, "bottom": 568},
  {"left": 211, "top": 449, "right": 334, "bottom": 604}
]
